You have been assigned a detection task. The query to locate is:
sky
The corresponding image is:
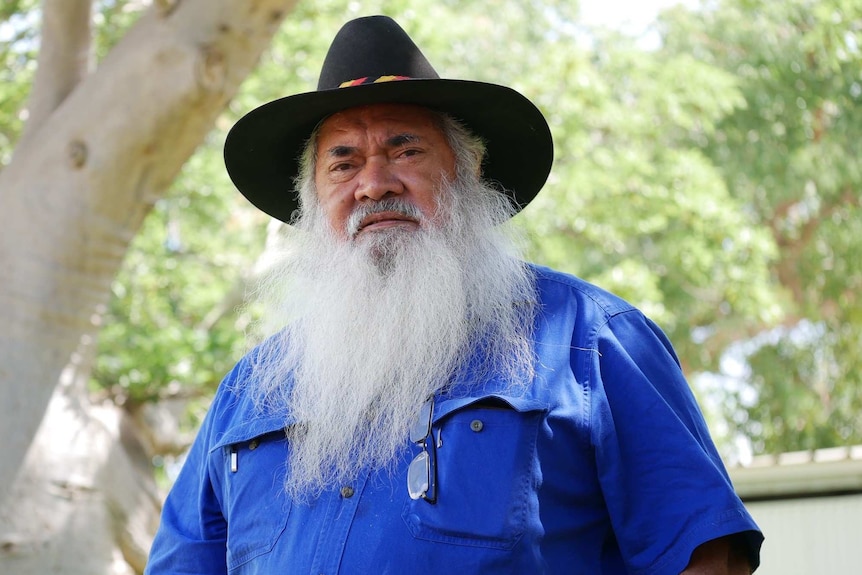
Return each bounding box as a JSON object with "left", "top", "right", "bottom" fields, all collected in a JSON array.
[{"left": 579, "top": 0, "right": 700, "bottom": 47}]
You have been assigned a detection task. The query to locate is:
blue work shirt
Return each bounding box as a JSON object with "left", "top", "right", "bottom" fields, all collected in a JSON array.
[{"left": 145, "top": 265, "right": 762, "bottom": 574}]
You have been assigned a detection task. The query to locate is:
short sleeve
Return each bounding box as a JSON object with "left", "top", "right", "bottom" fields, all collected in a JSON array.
[{"left": 589, "top": 310, "right": 762, "bottom": 575}]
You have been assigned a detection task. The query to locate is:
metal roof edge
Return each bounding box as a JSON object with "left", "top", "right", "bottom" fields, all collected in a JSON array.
[{"left": 728, "top": 445, "right": 862, "bottom": 500}]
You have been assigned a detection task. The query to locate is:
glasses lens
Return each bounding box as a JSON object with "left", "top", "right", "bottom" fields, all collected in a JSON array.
[
  {"left": 409, "top": 399, "right": 433, "bottom": 443},
  {"left": 407, "top": 450, "right": 431, "bottom": 500}
]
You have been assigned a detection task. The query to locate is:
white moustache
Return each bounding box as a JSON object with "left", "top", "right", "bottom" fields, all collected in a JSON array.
[{"left": 346, "top": 199, "right": 424, "bottom": 237}]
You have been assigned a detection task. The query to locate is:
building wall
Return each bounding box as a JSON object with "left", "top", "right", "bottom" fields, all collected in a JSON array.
[{"left": 745, "top": 493, "right": 862, "bottom": 575}]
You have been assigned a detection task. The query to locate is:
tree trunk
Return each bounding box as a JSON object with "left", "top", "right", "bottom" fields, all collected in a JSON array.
[
  {"left": 0, "top": 0, "right": 297, "bottom": 571},
  {"left": 0, "top": 362, "right": 158, "bottom": 574}
]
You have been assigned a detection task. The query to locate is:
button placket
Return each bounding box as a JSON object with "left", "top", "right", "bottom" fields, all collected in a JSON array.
[{"left": 312, "top": 470, "right": 369, "bottom": 575}]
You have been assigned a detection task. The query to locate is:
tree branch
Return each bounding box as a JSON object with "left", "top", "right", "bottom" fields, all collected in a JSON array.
[
  {"left": 18, "top": 0, "right": 92, "bottom": 148},
  {"left": 769, "top": 186, "right": 859, "bottom": 308}
]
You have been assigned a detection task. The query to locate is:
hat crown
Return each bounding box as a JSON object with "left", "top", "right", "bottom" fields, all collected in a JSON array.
[{"left": 317, "top": 16, "right": 439, "bottom": 90}]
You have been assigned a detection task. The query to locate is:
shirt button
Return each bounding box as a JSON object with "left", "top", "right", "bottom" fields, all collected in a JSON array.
[
  {"left": 470, "top": 419, "right": 484, "bottom": 432},
  {"left": 248, "top": 439, "right": 259, "bottom": 450},
  {"left": 340, "top": 486, "right": 355, "bottom": 498}
]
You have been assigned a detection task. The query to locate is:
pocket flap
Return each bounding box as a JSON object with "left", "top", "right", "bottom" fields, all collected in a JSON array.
[{"left": 211, "top": 415, "right": 287, "bottom": 452}]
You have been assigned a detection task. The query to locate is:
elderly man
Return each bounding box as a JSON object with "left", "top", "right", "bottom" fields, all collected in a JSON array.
[{"left": 145, "top": 15, "right": 762, "bottom": 574}]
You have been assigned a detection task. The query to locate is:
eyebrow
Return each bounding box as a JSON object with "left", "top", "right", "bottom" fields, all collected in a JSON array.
[
  {"left": 326, "top": 145, "right": 356, "bottom": 158},
  {"left": 387, "top": 133, "right": 421, "bottom": 147},
  {"left": 324, "top": 133, "right": 422, "bottom": 158}
]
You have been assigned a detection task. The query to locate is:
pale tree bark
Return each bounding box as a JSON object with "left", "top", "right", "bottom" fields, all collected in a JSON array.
[
  {"left": 0, "top": 344, "right": 161, "bottom": 574},
  {"left": 17, "top": 0, "right": 93, "bottom": 149},
  {"left": 0, "top": 0, "right": 298, "bottom": 572}
]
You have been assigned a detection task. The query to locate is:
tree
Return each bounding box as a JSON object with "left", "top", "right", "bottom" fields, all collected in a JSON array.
[
  {"left": 0, "top": 1, "right": 296, "bottom": 572},
  {"left": 659, "top": 0, "right": 862, "bottom": 453}
]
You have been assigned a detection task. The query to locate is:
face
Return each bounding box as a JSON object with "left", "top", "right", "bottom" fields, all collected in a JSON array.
[{"left": 313, "top": 103, "right": 457, "bottom": 240}]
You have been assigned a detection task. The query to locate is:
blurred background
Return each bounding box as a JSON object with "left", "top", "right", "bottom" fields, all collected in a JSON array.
[{"left": 1, "top": 0, "right": 860, "bottom": 573}]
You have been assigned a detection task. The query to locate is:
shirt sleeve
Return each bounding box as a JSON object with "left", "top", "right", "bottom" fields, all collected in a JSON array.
[
  {"left": 144, "top": 374, "right": 236, "bottom": 574},
  {"left": 589, "top": 309, "right": 762, "bottom": 575}
]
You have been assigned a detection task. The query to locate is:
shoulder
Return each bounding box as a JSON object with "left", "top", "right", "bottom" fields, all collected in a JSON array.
[
  {"left": 526, "top": 263, "right": 673, "bottom": 381},
  {"left": 201, "top": 341, "right": 290, "bottom": 444},
  {"left": 526, "top": 263, "right": 681, "bottom": 374},
  {"left": 527, "top": 263, "right": 643, "bottom": 342},
  {"left": 529, "top": 263, "right": 636, "bottom": 319}
]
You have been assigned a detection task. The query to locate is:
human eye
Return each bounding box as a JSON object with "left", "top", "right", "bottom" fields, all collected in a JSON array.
[
  {"left": 330, "top": 161, "right": 354, "bottom": 172},
  {"left": 323, "top": 159, "right": 357, "bottom": 183},
  {"left": 389, "top": 134, "right": 423, "bottom": 160},
  {"left": 324, "top": 145, "right": 358, "bottom": 174},
  {"left": 396, "top": 147, "right": 424, "bottom": 160}
]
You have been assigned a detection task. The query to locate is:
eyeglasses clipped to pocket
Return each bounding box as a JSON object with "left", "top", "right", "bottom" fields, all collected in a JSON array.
[{"left": 407, "top": 396, "right": 437, "bottom": 503}]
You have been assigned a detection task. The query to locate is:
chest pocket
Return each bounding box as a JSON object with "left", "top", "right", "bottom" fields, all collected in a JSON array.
[
  {"left": 402, "top": 395, "right": 546, "bottom": 549},
  {"left": 212, "top": 428, "right": 292, "bottom": 572}
]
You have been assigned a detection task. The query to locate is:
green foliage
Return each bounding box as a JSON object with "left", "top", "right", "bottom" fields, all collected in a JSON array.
[
  {"left": 1, "top": 0, "right": 32, "bottom": 20},
  {"left": 740, "top": 322, "right": 862, "bottom": 453},
  {"left": 92, "top": 135, "right": 268, "bottom": 404},
  {"left": 92, "top": 0, "right": 146, "bottom": 61},
  {"left": 519, "top": 30, "right": 781, "bottom": 377},
  {"left": 0, "top": 0, "right": 38, "bottom": 165},
  {"left": 661, "top": 0, "right": 862, "bottom": 452}
]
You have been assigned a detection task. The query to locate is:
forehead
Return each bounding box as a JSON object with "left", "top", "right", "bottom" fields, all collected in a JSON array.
[{"left": 316, "top": 103, "right": 446, "bottom": 144}]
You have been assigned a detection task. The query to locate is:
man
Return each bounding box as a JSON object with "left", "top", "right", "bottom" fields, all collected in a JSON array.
[{"left": 145, "top": 15, "right": 763, "bottom": 574}]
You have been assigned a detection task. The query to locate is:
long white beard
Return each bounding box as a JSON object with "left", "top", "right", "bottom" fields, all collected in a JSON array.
[{"left": 246, "top": 177, "right": 536, "bottom": 500}]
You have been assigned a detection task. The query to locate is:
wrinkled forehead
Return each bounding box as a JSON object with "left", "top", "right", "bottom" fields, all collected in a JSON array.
[{"left": 316, "top": 103, "right": 447, "bottom": 144}]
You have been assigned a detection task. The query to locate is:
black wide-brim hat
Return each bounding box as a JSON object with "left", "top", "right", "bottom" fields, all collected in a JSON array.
[{"left": 224, "top": 15, "right": 554, "bottom": 223}]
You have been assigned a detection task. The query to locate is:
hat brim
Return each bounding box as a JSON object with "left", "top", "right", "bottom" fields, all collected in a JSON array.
[{"left": 224, "top": 79, "right": 553, "bottom": 223}]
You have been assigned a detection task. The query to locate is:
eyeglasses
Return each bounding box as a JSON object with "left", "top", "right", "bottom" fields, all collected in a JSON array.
[{"left": 407, "top": 397, "right": 437, "bottom": 503}]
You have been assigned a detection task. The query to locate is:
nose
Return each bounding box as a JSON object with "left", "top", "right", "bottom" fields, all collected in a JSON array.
[{"left": 354, "top": 157, "right": 404, "bottom": 202}]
